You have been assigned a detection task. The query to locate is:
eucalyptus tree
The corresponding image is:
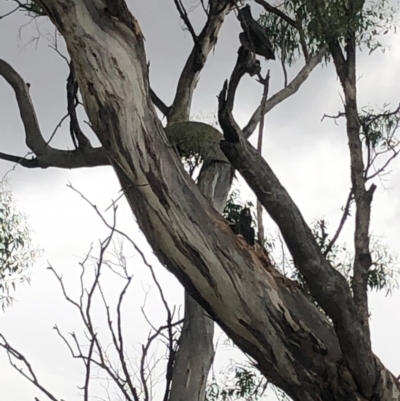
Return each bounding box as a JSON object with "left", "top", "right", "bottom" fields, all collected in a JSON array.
[{"left": 0, "top": 0, "right": 399, "bottom": 400}]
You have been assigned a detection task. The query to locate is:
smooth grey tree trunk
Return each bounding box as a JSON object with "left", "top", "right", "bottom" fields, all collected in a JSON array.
[
  {"left": 164, "top": 2, "right": 232, "bottom": 398},
  {"left": 168, "top": 294, "right": 214, "bottom": 401}
]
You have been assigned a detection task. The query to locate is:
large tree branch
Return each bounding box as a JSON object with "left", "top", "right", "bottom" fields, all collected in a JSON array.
[
  {"left": 218, "top": 83, "right": 378, "bottom": 395},
  {"left": 29, "top": 1, "right": 400, "bottom": 400},
  {"left": 0, "top": 58, "right": 109, "bottom": 169},
  {"left": 165, "top": 2, "right": 235, "bottom": 397},
  {"left": 167, "top": 0, "right": 233, "bottom": 394},
  {"left": 168, "top": 0, "right": 233, "bottom": 124},
  {"left": 0, "top": 148, "right": 109, "bottom": 169},
  {"left": 342, "top": 3, "right": 373, "bottom": 343},
  {"left": 0, "top": 59, "right": 48, "bottom": 155},
  {"left": 150, "top": 87, "right": 170, "bottom": 117},
  {"left": 309, "top": 0, "right": 374, "bottom": 363},
  {"left": 243, "top": 46, "right": 327, "bottom": 137}
]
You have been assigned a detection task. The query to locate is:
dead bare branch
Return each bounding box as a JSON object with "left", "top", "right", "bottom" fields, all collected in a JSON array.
[
  {"left": 44, "top": 209, "right": 144, "bottom": 401},
  {"left": 150, "top": 88, "right": 171, "bottom": 118},
  {"left": 146, "top": 62, "right": 171, "bottom": 118},
  {"left": 0, "top": 5, "right": 20, "bottom": 19},
  {"left": 66, "top": 183, "right": 184, "bottom": 400},
  {"left": 256, "top": 72, "right": 270, "bottom": 245},
  {"left": 366, "top": 151, "right": 399, "bottom": 180},
  {"left": 243, "top": 46, "right": 327, "bottom": 137},
  {"left": 0, "top": 334, "right": 60, "bottom": 401},
  {"left": 280, "top": 25, "right": 289, "bottom": 87},
  {"left": 50, "top": 224, "right": 141, "bottom": 401},
  {"left": 228, "top": 46, "right": 262, "bottom": 112},
  {"left": 0, "top": 151, "right": 39, "bottom": 167},
  {"left": 324, "top": 190, "right": 354, "bottom": 256},
  {"left": 173, "top": 0, "right": 199, "bottom": 46},
  {"left": 0, "top": 58, "right": 109, "bottom": 169},
  {"left": 66, "top": 61, "right": 92, "bottom": 149},
  {"left": 67, "top": 184, "right": 159, "bottom": 278}
]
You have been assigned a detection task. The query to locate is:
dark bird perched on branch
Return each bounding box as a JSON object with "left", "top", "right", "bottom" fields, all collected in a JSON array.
[
  {"left": 229, "top": 207, "right": 255, "bottom": 246},
  {"left": 238, "top": 5, "right": 275, "bottom": 61}
]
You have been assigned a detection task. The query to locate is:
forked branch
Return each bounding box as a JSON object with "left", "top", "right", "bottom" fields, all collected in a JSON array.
[
  {"left": 243, "top": 46, "right": 327, "bottom": 137},
  {"left": 0, "top": 334, "right": 60, "bottom": 401},
  {"left": 0, "top": 58, "right": 109, "bottom": 169},
  {"left": 168, "top": 0, "right": 233, "bottom": 124},
  {"left": 218, "top": 82, "right": 377, "bottom": 395},
  {"left": 173, "top": 0, "right": 199, "bottom": 46}
]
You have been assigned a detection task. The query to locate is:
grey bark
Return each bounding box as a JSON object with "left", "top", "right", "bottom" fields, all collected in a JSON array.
[
  {"left": 167, "top": 121, "right": 233, "bottom": 401},
  {"left": 165, "top": 2, "right": 233, "bottom": 399},
  {"left": 0, "top": 59, "right": 109, "bottom": 169},
  {"left": 303, "top": 1, "right": 377, "bottom": 395},
  {"left": 168, "top": 293, "right": 214, "bottom": 401},
  {"left": 4, "top": 1, "right": 398, "bottom": 400}
]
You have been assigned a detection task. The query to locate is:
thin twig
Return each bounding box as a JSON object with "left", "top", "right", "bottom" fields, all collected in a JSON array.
[
  {"left": 0, "top": 334, "right": 60, "bottom": 401},
  {"left": 324, "top": 190, "right": 354, "bottom": 256},
  {"left": 173, "top": 0, "right": 199, "bottom": 47}
]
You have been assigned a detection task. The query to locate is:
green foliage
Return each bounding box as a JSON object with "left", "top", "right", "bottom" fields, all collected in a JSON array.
[
  {"left": 206, "top": 366, "right": 268, "bottom": 401},
  {"left": 310, "top": 220, "right": 348, "bottom": 266},
  {"left": 224, "top": 191, "right": 398, "bottom": 296},
  {"left": 258, "top": 0, "right": 397, "bottom": 66},
  {"left": 368, "top": 237, "right": 398, "bottom": 293},
  {"left": 0, "top": 183, "right": 39, "bottom": 310},
  {"left": 259, "top": 0, "right": 325, "bottom": 66},
  {"left": 304, "top": 220, "right": 398, "bottom": 293},
  {"left": 353, "top": 0, "right": 398, "bottom": 55},
  {"left": 359, "top": 104, "right": 400, "bottom": 151},
  {"left": 325, "top": 103, "right": 400, "bottom": 198},
  {"left": 19, "top": 1, "right": 46, "bottom": 17},
  {"left": 275, "top": 218, "right": 398, "bottom": 308},
  {"left": 223, "top": 190, "right": 254, "bottom": 225},
  {"left": 225, "top": 188, "right": 398, "bottom": 300},
  {"left": 206, "top": 362, "right": 293, "bottom": 401}
]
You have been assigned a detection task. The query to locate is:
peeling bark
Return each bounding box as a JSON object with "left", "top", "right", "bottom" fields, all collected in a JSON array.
[
  {"left": 218, "top": 83, "right": 398, "bottom": 398},
  {"left": 165, "top": 2, "right": 233, "bottom": 398},
  {"left": 167, "top": 121, "right": 231, "bottom": 400},
  {"left": 12, "top": 0, "right": 400, "bottom": 400}
]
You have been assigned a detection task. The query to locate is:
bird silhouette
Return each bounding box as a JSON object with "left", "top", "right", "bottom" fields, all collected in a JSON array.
[
  {"left": 238, "top": 5, "right": 275, "bottom": 61},
  {"left": 230, "top": 207, "right": 255, "bottom": 246}
]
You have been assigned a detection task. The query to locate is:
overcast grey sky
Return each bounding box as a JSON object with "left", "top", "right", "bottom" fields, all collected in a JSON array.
[{"left": 1, "top": 1, "right": 400, "bottom": 400}]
